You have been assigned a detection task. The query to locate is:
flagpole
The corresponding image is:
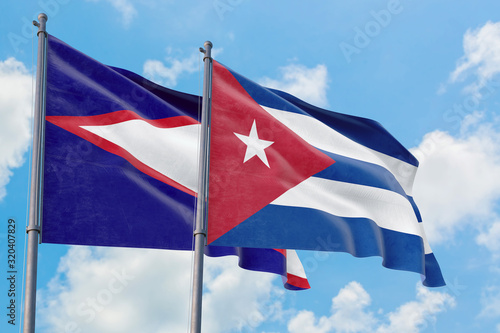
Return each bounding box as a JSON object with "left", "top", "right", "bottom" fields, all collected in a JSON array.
[
  {"left": 23, "top": 13, "right": 48, "bottom": 333},
  {"left": 190, "top": 41, "right": 213, "bottom": 333}
]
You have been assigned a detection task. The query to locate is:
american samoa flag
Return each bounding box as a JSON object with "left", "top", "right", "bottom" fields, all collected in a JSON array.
[{"left": 42, "top": 35, "right": 309, "bottom": 290}]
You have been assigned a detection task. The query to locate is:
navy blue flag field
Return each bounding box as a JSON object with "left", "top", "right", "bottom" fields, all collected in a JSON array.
[
  {"left": 205, "top": 61, "right": 445, "bottom": 287},
  {"left": 42, "top": 35, "right": 310, "bottom": 290}
]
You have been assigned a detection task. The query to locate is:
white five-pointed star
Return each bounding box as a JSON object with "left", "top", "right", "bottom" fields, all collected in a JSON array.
[{"left": 234, "top": 120, "right": 274, "bottom": 168}]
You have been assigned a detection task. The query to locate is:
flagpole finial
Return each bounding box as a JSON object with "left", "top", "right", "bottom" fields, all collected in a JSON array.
[
  {"left": 35, "top": 13, "right": 48, "bottom": 36},
  {"left": 200, "top": 41, "right": 213, "bottom": 61}
]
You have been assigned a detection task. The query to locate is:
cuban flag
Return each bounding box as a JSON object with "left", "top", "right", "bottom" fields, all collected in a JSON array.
[
  {"left": 42, "top": 35, "right": 309, "bottom": 290},
  {"left": 206, "top": 61, "right": 445, "bottom": 287}
]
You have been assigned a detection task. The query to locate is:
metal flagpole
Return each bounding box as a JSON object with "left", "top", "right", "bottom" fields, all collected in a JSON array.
[
  {"left": 190, "top": 41, "right": 213, "bottom": 333},
  {"left": 23, "top": 13, "right": 48, "bottom": 333}
]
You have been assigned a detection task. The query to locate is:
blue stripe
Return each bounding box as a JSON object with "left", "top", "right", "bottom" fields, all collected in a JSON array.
[
  {"left": 423, "top": 253, "right": 445, "bottom": 287},
  {"left": 408, "top": 197, "right": 423, "bottom": 222},
  {"left": 314, "top": 150, "right": 422, "bottom": 221},
  {"left": 204, "top": 247, "right": 286, "bottom": 276},
  {"left": 284, "top": 283, "right": 308, "bottom": 291},
  {"left": 211, "top": 205, "right": 444, "bottom": 287},
  {"left": 225, "top": 65, "right": 418, "bottom": 167},
  {"left": 316, "top": 151, "right": 408, "bottom": 196}
]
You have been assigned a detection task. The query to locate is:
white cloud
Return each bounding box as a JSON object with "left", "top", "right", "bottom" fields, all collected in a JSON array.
[
  {"left": 143, "top": 58, "right": 328, "bottom": 106},
  {"left": 448, "top": 21, "right": 500, "bottom": 97},
  {"left": 0, "top": 57, "right": 32, "bottom": 201},
  {"left": 288, "top": 281, "right": 376, "bottom": 333},
  {"left": 143, "top": 48, "right": 223, "bottom": 88},
  {"left": 479, "top": 286, "right": 500, "bottom": 318},
  {"left": 202, "top": 255, "right": 278, "bottom": 332},
  {"left": 479, "top": 285, "right": 500, "bottom": 333},
  {"left": 288, "top": 310, "right": 332, "bottom": 333},
  {"left": 259, "top": 63, "right": 329, "bottom": 108},
  {"left": 86, "top": 0, "right": 137, "bottom": 27},
  {"left": 376, "top": 285, "right": 455, "bottom": 333},
  {"left": 327, "top": 282, "right": 377, "bottom": 333},
  {"left": 38, "top": 246, "right": 280, "bottom": 333},
  {"left": 143, "top": 55, "right": 198, "bottom": 88},
  {"left": 476, "top": 221, "right": 500, "bottom": 255},
  {"left": 288, "top": 282, "right": 454, "bottom": 333},
  {"left": 411, "top": 112, "right": 500, "bottom": 244},
  {"left": 38, "top": 247, "right": 193, "bottom": 333}
]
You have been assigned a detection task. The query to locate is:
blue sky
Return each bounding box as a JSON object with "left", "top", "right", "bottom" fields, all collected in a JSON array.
[{"left": 1, "top": 0, "right": 500, "bottom": 332}]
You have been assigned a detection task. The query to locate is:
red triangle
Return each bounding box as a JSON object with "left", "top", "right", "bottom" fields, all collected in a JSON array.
[
  {"left": 46, "top": 111, "right": 198, "bottom": 196},
  {"left": 207, "top": 61, "right": 335, "bottom": 244}
]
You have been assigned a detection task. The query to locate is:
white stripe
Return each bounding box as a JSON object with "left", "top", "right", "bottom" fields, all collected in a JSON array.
[
  {"left": 418, "top": 223, "right": 432, "bottom": 254},
  {"left": 271, "top": 177, "right": 429, "bottom": 246},
  {"left": 81, "top": 119, "right": 432, "bottom": 254},
  {"left": 285, "top": 250, "right": 307, "bottom": 279},
  {"left": 81, "top": 120, "right": 200, "bottom": 192},
  {"left": 260, "top": 106, "right": 418, "bottom": 196}
]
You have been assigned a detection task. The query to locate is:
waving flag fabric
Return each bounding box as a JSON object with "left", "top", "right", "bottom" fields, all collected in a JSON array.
[
  {"left": 207, "top": 61, "right": 445, "bottom": 287},
  {"left": 42, "top": 34, "right": 309, "bottom": 290}
]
